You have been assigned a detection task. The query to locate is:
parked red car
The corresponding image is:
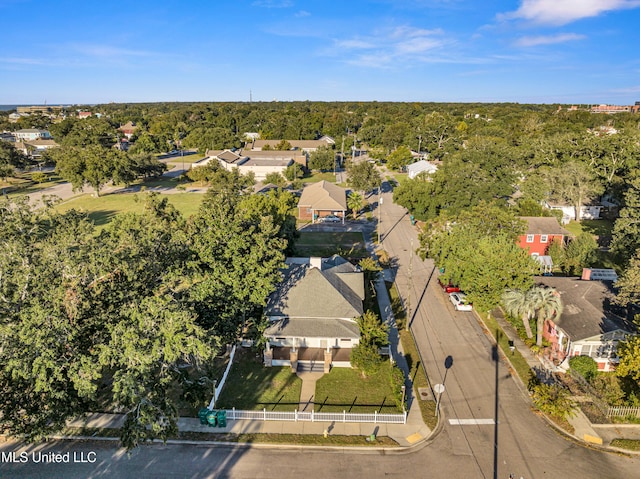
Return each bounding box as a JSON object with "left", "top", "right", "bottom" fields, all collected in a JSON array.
[{"left": 437, "top": 278, "right": 461, "bottom": 293}]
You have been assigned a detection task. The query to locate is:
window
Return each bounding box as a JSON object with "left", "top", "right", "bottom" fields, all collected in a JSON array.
[
  {"left": 540, "top": 235, "right": 548, "bottom": 243},
  {"left": 526, "top": 234, "right": 534, "bottom": 243}
]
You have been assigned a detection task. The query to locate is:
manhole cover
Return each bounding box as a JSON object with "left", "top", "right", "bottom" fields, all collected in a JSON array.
[{"left": 418, "top": 387, "right": 432, "bottom": 400}]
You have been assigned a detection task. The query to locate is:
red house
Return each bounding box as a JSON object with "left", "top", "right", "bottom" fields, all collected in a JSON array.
[{"left": 517, "top": 217, "right": 570, "bottom": 256}]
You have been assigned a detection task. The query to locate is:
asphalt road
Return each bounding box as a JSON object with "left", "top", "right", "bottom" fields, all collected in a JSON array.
[{"left": 2, "top": 174, "right": 639, "bottom": 478}]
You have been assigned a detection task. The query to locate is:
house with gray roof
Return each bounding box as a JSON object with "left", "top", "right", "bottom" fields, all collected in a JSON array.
[
  {"left": 263, "top": 256, "right": 364, "bottom": 372},
  {"left": 536, "top": 276, "right": 635, "bottom": 372}
]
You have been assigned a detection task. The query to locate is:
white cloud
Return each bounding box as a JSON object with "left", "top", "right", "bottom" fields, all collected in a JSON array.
[
  {"left": 500, "top": 0, "right": 640, "bottom": 26},
  {"left": 294, "top": 10, "right": 310, "bottom": 17},
  {"left": 515, "top": 33, "right": 586, "bottom": 47},
  {"left": 331, "top": 25, "right": 448, "bottom": 68}
]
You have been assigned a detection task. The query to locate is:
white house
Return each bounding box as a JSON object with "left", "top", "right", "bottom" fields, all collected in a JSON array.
[
  {"left": 407, "top": 160, "right": 438, "bottom": 179},
  {"left": 545, "top": 201, "right": 602, "bottom": 224},
  {"left": 13, "top": 129, "right": 52, "bottom": 141},
  {"left": 196, "top": 149, "right": 299, "bottom": 181}
]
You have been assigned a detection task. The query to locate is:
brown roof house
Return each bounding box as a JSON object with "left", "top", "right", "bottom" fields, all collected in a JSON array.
[
  {"left": 536, "top": 276, "right": 635, "bottom": 372},
  {"left": 297, "top": 181, "right": 347, "bottom": 223},
  {"left": 263, "top": 256, "right": 365, "bottom": 372}
]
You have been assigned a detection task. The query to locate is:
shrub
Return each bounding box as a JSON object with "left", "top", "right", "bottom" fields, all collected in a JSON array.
[
  {"left": 351, "top": 343, "right": 382, "bottom": 378},
  {"left": 389, "top": 364, "right": 406, "bottom": 411},
  {"left": 569, "top": 355, "right": 598, "bottom": 382},
  {"left": 531, "top": 383, "right": 577, "bottom": 419},
  {"left": 590, "top": 374, "right": 625, "bottom": 406}
]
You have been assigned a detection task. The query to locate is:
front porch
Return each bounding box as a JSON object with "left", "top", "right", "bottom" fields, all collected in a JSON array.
[{"left": 265, "top": 346, "right": 352, "bottom": 371}]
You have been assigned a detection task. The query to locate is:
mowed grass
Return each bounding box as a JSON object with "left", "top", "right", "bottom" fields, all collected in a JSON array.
[
  {"left": 302, "top": 171, "right": 337, "bottom": 183},
  {"left": 56, "top": 191, "right": 204, "bottom": 227},
  {"left": 293, "top": 231, "right": 368, "bottom": 258},
  {"left": 216, "top": 349, "right": 302, "bottom": 411},
  {"left": 315, "top": 364, "right": 400, "bottom": 413}
]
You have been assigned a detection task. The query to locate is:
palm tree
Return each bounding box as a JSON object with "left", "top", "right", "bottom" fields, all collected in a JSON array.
[
  {"left": 501, "top": 289, "right": 535, "bottom": 339},
  {"left": 528, "top": 285, "right": 563, "bottom": 348},
  {"left": 347, "top": 191, "right": 365, "bottom": 220}
]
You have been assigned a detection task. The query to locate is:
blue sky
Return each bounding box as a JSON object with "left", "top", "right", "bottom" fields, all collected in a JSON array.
[{"left": 2, "top": 0, "right": 640, "bottom": 104}]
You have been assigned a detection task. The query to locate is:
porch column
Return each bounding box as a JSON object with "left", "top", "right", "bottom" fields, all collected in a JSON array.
[
  {"left": 290, "top": 348, "right": 298, "bottom": 373},
  {"left": 263, "top": 344, "right": 273, "bottom": 367},
  {"left": 324, "top": 349, "right": 332, "bottom": 373}
]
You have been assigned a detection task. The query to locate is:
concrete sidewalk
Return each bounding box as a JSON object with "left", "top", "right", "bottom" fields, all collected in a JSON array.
[{"left": 489, "top": 308, "right": 605, "bottom": 444}]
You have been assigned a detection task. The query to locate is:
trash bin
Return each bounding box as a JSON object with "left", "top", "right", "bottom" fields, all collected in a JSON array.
[
  {"left": 198, "top": 408, "right": 210, "bottom": 425},
  {"left": 216, "top": 410, "right": 227, "bottom": 428},
  {"left": 206, "top": 410, "right": 218, "bottom": 427}
]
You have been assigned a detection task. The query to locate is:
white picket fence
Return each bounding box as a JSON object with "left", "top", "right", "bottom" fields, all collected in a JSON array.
[
  {"left": 607, "top": 406, "right": 640, "bottom": 418},
  {"left": 221, "top": 408, "right": 407, "bottom": 424}
]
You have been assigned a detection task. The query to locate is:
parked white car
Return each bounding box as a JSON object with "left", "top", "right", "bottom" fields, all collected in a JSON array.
[
  {"left": 318, "top": 215, "right": 341, "bottom": 223},
  {"left": 449, "top": 292, "right": 472, "bottom": 311}
]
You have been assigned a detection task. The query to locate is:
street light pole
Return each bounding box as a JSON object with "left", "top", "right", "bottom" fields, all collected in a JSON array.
[{"left": 378, "top": 196, "right": 383, "bottom": 245}]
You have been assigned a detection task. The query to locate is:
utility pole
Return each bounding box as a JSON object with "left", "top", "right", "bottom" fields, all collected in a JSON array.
[{"left": 378, "top": 196, "right": 383, "bottom": 245}]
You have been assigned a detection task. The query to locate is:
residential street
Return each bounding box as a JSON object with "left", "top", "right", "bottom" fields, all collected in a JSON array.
[{"left": 2, "top": 174, "right": 639, "bottom": 478}]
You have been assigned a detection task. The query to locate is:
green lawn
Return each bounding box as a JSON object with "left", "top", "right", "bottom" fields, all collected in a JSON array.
[
  {"left": 57, "top": 191, "right": 204, "bottom": 227},
  {"left": 315, "top": 364, "right": 401, "bottom": 413},
  {"left": 302, "top": 171, "right": 337, "bottom": 183},
  {"left": 563, "top": 219, "right": 614, "bottom": 238},
  {"left": 216, "top": 349, "right": 302, "bottom": 411},
  {"left": 293, "top": 231, "right": 368, "bottom": 258}
]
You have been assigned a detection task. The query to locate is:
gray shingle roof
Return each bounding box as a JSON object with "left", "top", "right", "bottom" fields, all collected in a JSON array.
[
  {"left": 520, "top": 217, "right": 571, "bottom": 236},
  {"left": 264, "top": 257, "right": 364, "bottom": 338},
  {"left": 535, "top": 276, "right": 633, "bottom": 341},
  {"left": 264, "top": 317, "right": 359, "bottom": 339}
]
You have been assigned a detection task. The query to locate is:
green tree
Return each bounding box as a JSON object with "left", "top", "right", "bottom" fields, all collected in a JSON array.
[
  {"left": 308, "top": 145, "right": 335, "bottom": 171},
  {"left": 544, "top": 161, "right": 604, "bottom": 222},
  {"left": 347, "top": 191, "right": 365, "bottom": 219},
  {"left": 616, "top": 336, "right": 640, "bottom": 388},
  {"left": 57, "top": 116, "right": 117, "bottom": 148},
  {"left": 187, "top": 188, "right": 287, "bottom": 339},
  {"left": 264, "top": 172, "right": 287, "bottom": 187},
  {"left": 528, "top": 286, "right": 563, "bottom": 348},
  {"left": 502, "top": 289, "right": 535, "bottom": 339},
  {"left": 611, "top": 176, "right": 640, "bottom": 262},
  {"left": 347, "top": 161, "right": 381, "bottom": 195},
  {"left": 563, "top": 233, "right": 598, "bottom": 276},
  {"left": 422, "top": 205, "right": 535, "bottom": 311},
  {"left": 0, "top": 141, "right": 27, "bottom": 179},
  {"left": 357, "top": 311, "right": 389, "bottom": 348},
  {"left": 385, "top": 146, "right": 413, "bottom": 171},
  {"left": 614, "top": 250, "right": 640, "bottom": 308},
  {"left": 350, "top": 342, "right": 383, "bottom": 378},
  {"left": 274, "top": 140, "right": 292, "bottom": 150},
  {"left": 284, "top": 163, "right": 303, "bottom": 181},
  {"left": 530, "top": 383, "right": 577, "bottom": 419}
]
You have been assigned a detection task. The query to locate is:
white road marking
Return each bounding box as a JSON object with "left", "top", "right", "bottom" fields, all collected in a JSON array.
[{"left": 449, "top": 418, "right": 496, "bottom": 425}]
